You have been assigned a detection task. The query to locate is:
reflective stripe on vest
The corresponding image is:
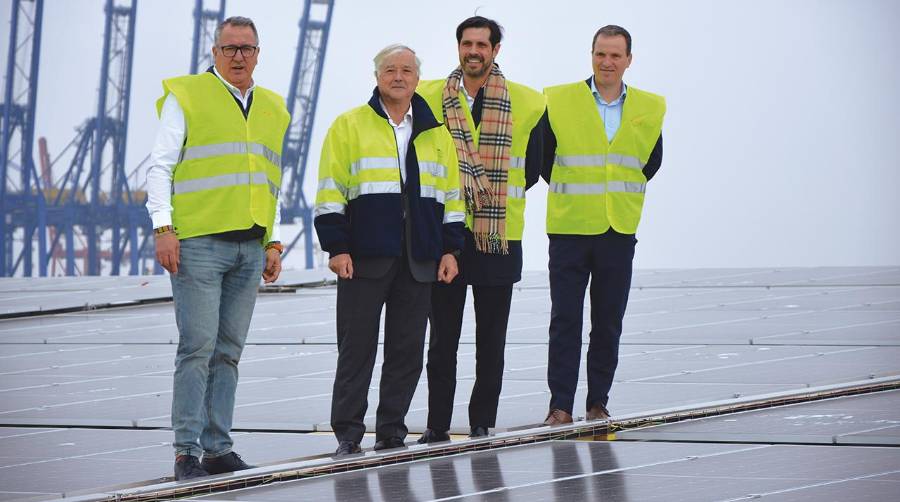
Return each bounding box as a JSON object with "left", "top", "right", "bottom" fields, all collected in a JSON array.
[
  {"left": 315, "top": 202, "right": 345, "bottom": 217},
  {"left": 422, "top": 184, "right": 462, "bottom": 203},
  {"left": 508, "top": 156, "right": 526, "bottom": 199},
  {"left": 347, "top": 181, "right": 402, "bottom": 200},
  {"left": 419, "top": 161, "right": 447, "bottom": 179},
  {"left": 317, "top": 181, "right": 463, "bottom": 217},
  {"left": 180, "top": 141, "right": 282, "bottom": 168},
  {"left": 548, "top": 181, "right": 646, "bottom": 194},
  {"left": 554, "top": 153, "right": 643, "bottom": 170},
  {"left": 315, "top": 178, "right": 348, "bottom": 217},
  {"left": 350, "top": 156, "right": 398, "bottom": 175},
  {"left": 420, "top": 185, "right": 444, "bottom": 202},
  {"left": 444, "top": 210, "right": 465, "bottom": 223},
  {"left": 350, "top": 156, "right": 449, "bottom": 180},
  {"left": 318, "top": 177, "right": 346, "bottom": 195},
  {"left": 174, "top": 171, "right": 280, "bottom": 198}
]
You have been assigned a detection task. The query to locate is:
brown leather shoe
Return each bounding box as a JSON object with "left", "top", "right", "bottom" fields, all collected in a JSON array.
[
  {"left": 543, "top": 409, "right": 574, "bottom": 426},
  {"left": 586, "top": 403, "right": 610, "bottom": 421}
]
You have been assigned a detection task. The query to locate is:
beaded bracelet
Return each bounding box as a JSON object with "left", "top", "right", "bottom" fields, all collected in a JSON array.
[{"left": 154, "top": 225, "right": 175, "bottom": 236}]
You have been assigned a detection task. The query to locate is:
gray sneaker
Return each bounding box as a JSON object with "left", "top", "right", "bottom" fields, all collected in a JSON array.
[
  {"left": 201, "top": 451, "right": 255, "bottom": 475},
  {"left": 174, "top": 455, "right": 208, "bottom": 481}
]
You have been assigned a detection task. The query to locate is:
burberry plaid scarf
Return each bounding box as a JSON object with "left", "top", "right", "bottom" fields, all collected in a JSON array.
[{"left": 441, "top": 64, "right": 513, "bottom": 254}]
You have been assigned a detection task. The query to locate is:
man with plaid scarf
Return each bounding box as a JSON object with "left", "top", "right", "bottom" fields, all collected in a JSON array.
[{"left": 416, "top": 16, "right": 546, "bottom": 442}]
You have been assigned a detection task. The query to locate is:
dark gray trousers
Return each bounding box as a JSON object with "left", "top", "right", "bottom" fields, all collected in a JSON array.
[{"left": 330, "top": 257, "right": 432, "bottom": 443}]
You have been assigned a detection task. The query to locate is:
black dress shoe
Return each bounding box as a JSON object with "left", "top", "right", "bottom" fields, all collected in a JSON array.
[
  {"left": 469, "top": 426, "right": 489, "bottom": 438},
  {"left": 417, "top": 428, "right": 450, "bottom": 444},
  {"left": 201, "top": 451, "right": 255, "bottom": 475},
  {"left": 373, "top": 436, "right": 406, "bottom": 451},
  {"left": 334, "top": 440, "right": 362, "bottom": 457},
  {"left": 174, "top": 455, "right": 209, "bottom": 481}
]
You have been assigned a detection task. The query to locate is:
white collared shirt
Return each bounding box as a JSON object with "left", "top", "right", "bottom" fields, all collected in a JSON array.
[
  {"left": 145, "top": 69, "right": 281, "bottom": 242},
  {"left": 379, "top": 99, "right": 414, "bottom": 183},
  {"left": 211, "top": 66, "right": 256, "bottom": 108},
  {"left": 458, "top": 82, "right": 477, "bottom": 110}
]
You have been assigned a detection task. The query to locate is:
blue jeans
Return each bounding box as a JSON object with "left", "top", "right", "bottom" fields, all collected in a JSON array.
[{"left": 170, "top": 236, "right": 263, "bottom": 458}]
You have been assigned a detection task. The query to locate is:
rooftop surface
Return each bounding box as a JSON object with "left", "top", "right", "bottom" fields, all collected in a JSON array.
[{"left": 1, "top": 266, "right": 898, "bottom": 500}]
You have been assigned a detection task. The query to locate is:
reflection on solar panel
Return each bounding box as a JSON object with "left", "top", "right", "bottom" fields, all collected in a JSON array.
[
  {"left": 0, "top": 267, "right": 897, "bottom": 500},
  {"left": 617, "top": 389, "right": 900, "bottom": 446},
  {"left": 186, "top": 440, "right": 900, "bottom": 501}
]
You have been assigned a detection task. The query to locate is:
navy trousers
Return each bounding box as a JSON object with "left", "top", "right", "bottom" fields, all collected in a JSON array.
[
  {"left": 426, "top": 279, "right": 513, "bottom": 431},
  {"left": 547, "top": 233, "right": 635, "bottom": 414}
]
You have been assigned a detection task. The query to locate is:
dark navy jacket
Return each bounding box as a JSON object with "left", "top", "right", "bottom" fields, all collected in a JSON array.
[{"left": 314, "top": 89, "right": 465, "bottom": 261}]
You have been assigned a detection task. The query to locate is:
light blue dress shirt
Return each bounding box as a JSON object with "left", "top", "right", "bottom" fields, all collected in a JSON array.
[{"left": 590, "top": 78, "right": 627, "bottom": 142}]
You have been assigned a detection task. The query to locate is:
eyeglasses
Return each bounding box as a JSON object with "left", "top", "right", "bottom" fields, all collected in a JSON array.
[{"left": 218, "top": 45, "right": 258, "bottom": 58}]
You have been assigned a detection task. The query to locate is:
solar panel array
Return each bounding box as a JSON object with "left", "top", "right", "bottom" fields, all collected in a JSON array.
[{"left": 0, "top": 267, "right": 897, "bottom": 499}]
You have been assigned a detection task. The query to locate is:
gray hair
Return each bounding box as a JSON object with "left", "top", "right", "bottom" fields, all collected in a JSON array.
[
  {"left": 214, "top": 16, "right": 259, "bottom": 46},
  {"left": 373, "top": 44, "right": 421, "bottom": 77}
]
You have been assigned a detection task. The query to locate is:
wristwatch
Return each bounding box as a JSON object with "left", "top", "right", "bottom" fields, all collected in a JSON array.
[{"left": 265, "top": 241, "right": 284, "bottom": 255}]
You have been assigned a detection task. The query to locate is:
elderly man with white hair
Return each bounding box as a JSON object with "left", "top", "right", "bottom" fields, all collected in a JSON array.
[{"left": 314, "top": 44, "right": 466, "bottom": 456}]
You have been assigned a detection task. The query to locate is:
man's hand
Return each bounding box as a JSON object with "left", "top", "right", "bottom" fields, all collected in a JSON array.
[
  {"left": 155, "top": 233, "right": 180, "bottom": 274},
  {"left": 262, "top": 248, "right": 282, "bottom": 284},
  {"left": 437, "top": 253, "right": 458, "bottom": 284},
  {"left": 329, "top": 253, "right": 353, "bottom": 279}
]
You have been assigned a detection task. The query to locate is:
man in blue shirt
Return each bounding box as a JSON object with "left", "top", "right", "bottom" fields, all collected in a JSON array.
[{"left": 539, "top": 25, "right": 664, "bottom": 425}]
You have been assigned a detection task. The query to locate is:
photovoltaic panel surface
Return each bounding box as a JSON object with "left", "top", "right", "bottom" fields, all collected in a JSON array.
[
  {"left": 0, "top": 267, "right": 897, "bottom": 500},
  {"left": 187, "top": 440, "right": 900, "bottom": 501},
  {"left": 616, "top": 389, "right": 900, "bottom": 445}
]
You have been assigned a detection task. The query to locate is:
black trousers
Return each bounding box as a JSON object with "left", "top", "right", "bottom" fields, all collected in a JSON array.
[
  {"left": 426, "top": 278, "right": 513, "bottom": 431},
  {"left": 330, "top": 257, "right": 431, "bottom": 443},
  {"left": 547, "top": 234, "right": 635, "bottom": 414}
]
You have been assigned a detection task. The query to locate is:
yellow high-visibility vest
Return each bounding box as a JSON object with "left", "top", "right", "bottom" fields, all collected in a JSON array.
[
  {"left": 544, "top": 81, "right": 665, "bottom": 235},
  {"left": 417, "top": 79, "right": 545, "bottom": 240},
  {"left": 157, "top": 72, "right": 290, "bottom": 244}
]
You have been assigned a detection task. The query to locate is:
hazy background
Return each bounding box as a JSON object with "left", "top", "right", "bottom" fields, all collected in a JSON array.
[{"left": 3, "top": 0, "right": 898, "bottom": 271}]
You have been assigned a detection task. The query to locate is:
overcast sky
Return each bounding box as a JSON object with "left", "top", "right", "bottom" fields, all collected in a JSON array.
[{"left": 3, "top": 0, "right": 899, "bottom": 271}]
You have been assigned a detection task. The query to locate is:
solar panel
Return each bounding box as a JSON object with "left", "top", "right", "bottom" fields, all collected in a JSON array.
[{"left": 0, "top": 267, "right": 897, "bottom": 499}]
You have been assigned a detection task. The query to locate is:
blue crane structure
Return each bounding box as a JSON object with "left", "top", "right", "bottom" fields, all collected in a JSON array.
[
  {"left": 0, "top": 0, "right": 144, "bottom": 277},
  {"left": 190, "top": 0, "right": 225, "bottom": 75},
  {"left": 52, "top": 0, "right": 143, "bottom": 276},
  {"left": 1, "top": 0, "right": 335, "bottom": 276},
  {"left": 280, "top": 0, "right": 334, "bottom": 268},
  {"left": 0, "top": 0, "right": 44, "bottom": 277}
]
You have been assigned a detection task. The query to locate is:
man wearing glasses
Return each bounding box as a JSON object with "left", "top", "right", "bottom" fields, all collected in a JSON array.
[{"left": 146, "top": 16, "right": 289, "bottom": 481}]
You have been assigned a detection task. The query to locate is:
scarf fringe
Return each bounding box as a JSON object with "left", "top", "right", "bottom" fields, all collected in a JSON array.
[{"left": 474, "top": 231, "right": 509, "bottom": 255}]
